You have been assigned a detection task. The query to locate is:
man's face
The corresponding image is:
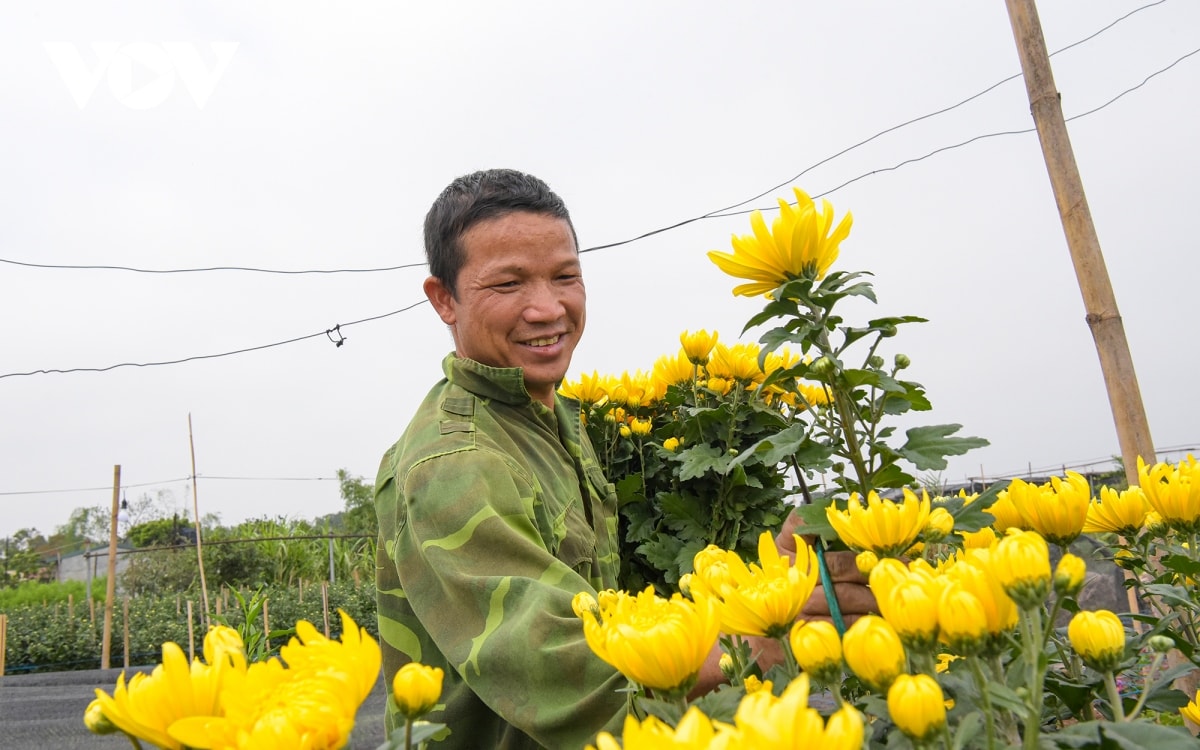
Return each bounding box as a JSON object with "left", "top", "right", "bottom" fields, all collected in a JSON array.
[{"left": 425, "top": 211, "right": 586, "bottom": 407}]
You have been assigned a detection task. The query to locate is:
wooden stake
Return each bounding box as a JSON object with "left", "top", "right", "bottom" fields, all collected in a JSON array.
[
  {"left": 0, "top": 613, "right": 7, "bottom": 676},
  {"left": 262, "top": 599, "right": 270, "bottom": 653},
  {"left": 123, "top": 597, "right": 130, "bottom": 670},
  {"left": 89, "top": 592, "right": 95, "bottom": 625},
  {"left": 101, "top": 464, "right": 121, "bottom": 670},
  {"left": 1004, "top": 0, "right": 1156, "bottom": 486},
  {"left": 321, "top": 581, "right": 330, "bottom": 638},
  {"left": 68, "top": 594, "right": 74, "bottom": 621},
  {"left": 187, "top": 600, "right": 195, "bottom": 662},
  {"left": 188, "top": 414, "right": 212, "bottom": 628}
]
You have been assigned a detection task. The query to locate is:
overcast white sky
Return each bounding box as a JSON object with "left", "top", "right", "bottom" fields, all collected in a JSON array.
[{"left": 2, "top": 1, "right": 1197, "bottom": 541}]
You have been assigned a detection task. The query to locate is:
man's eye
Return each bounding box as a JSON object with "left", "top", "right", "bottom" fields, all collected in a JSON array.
[{"left": 493, "top": 280, "right": 519, "bottom": 289}]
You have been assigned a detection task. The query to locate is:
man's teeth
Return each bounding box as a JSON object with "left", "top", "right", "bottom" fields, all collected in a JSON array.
[{"left": 525, "top": 336, "right": 560, "bottom": 347}]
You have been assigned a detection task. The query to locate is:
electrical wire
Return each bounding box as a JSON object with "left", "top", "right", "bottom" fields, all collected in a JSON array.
[
  {"left": 0, "top": 475, "right": 340, "bottom": 498},
  {"left": 3, "top": 1, "right": 1171, "bottom": 273},
  {"left": 0, "top": 299, "right": 427, "bottom": 379},
  {"left": 0, "top": 257, "right": 426, "bottom": 274}
]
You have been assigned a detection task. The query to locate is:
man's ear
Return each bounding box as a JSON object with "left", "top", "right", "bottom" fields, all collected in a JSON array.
[{"left": 424, "top": 276, "right": 457, "bottom": 326}]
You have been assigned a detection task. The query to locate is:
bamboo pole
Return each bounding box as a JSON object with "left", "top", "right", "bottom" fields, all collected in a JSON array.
[
  {"left": 1003, "top": 0, "right": 1155, "bottom": 486},
  {"left": 0, "top": 613, "right": 7, "bottom": 676},
  {"left": 188, "top": 414, "right": 212, "bottom": 628},
  {"left": 187, "top": 600, "right": 195, "bottom": 662},
  {"left": 262, "top": 599, "right": 270, "bottom": 653},
  {"left": 101, "top": 464, "right": 121, "bottom": 670},
  {"left": 322, "top": 581, "right": 330, "bottom": 638},
  {"left": 123, "top": 597, "right": 130, "bottom": 670}
]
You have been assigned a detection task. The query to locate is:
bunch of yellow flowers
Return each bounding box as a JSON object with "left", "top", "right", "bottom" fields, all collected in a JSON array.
[{"left": 85, "top": 611, "right": 380, "bottom": 750}]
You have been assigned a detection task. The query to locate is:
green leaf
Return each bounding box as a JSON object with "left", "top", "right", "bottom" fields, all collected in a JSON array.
[
  {"left": 688, "top": 685, "right": 744, "bottom": 724},
  {"left": 792, "top": 498, "right": 838, "bottom": 541},
  {"left": 659, "top": 494, "right": 710, "bottom": 541},
  {"left": 897, "top": 424, "right": 990, "bottom": 471},
  {"left": 946, "top": 480, "right": 1009, "bottom": 534},
  {"left": 636, "top": 535, "right": 684, "bottom": 573},
  {"left": 1161, "top": 554, "right": 1200, "bottom": 580},
  {"left": 950, "top": 712, "right": 983, "bottom": 750},
  {"left": 677, "top": 443, "right": 730, "bottom": 481},
  {"left": 1053, "top": 720, "right": 1198, "bottom": 750},
  {"left": 729, "top": 423, "right": 833, "bottom": 472}
]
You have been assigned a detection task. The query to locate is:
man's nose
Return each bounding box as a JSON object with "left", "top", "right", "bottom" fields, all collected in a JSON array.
[{"left": 523, "top": 282, "right": 566, "bottom": 322}]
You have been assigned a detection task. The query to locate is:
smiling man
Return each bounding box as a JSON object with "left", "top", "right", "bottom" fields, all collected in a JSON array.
[{"left": 374, "top": 169, "right": 629, "bottom": 749}]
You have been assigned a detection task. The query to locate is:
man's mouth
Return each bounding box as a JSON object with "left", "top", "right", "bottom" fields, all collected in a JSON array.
[{"left": 523, "top": 335, "right": 562, "bottom": 347}]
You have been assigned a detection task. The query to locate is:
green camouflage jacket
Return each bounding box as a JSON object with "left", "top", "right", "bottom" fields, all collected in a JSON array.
[{"left": 375, "top": 354, "right": 627, "bottom": 749}]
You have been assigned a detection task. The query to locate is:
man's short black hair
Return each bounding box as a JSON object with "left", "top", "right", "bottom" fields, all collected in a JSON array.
[{"left": 423, "top": 169, "right": 578, "bottom": 297}]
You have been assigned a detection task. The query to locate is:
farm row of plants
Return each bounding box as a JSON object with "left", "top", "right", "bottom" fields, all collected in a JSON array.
[{"left": 2, "top": 579, "right": 377, "bottom": 673}]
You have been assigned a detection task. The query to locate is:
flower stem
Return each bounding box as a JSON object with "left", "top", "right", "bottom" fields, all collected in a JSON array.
[
  {"left": 967, "top": 656, "right": 998, "bottom": 750},
  {"left": 1103, "top": 670, "right": 1126, "bottom": 721},
  {"left": 1124, "top": 652, "right": 1166, "bottom": 722},
  {"left": 1019, "top": 607, "right": 1046, "bottom": 750},
  {"left": 405, "top": 717, "right": 413, "bottom": 750}
]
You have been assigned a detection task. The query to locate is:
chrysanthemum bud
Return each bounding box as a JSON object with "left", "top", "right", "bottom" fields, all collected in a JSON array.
[
  {"left": 1149, "top": 635, "right": 1175, "bottom": 654},
  {"left": 662, "top": 437, "right": 680, "bottom": 452},
  {"left": 887, "top": 674, "right": 946, "bottom": 742},
  {"left": 392, "top": 662, "right": 444, "bottom": 720},
  {"left": 1053, "top": 554, "right": 1087, "bottom": 597},
  {"left": 84, "top": 699, "right": 118, "bottom": 735},
  {"left": 718, "top": 652, "right": 737, "bottom": 681},
  {"left": 855, "top": 550, "right": 879, "bottom": 575},
  {"left": 894, "top": 353, "right": 911, "bottom": 370},
  {"left": 1068, "top": 610, "right": 1126, "bottom": 673},
  {"left": 867, "top": 355, "right": 885, "bottom": 369},
  {"left": 924, "top": 507, "right": 954, "bottom": 543}
]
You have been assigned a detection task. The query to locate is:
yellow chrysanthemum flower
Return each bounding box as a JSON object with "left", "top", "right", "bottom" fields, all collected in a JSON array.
[
  {"left": 842, "top": 616, "right": 906, "bottom": 692},
  {"left": 688, "top": 532, "right": 818, "bottom": 638},
  {"left": 924, "top": 507, "right": 955, "bottom": 543},
  {"left": 391, "top": 662, "right": 444, "bottom": 720},
  {"left": 653, "top": 350, "right": 700, "bottom": 393},
  {"left": 609, "top": 370, "right": 659, "bottom": 409},
  {"left": 629, "top": 417, "right": 653, "bottom": 437},
  {"left": 1005, "top": 474, "right": 1089, "bottom": 547},
  {"left": 1068, "top": 610, "right": 1127, "bottom": 673},
  {"left": 1054, "top": 553, "right": 1087, "bottom": 598},
  {"left": 888, "top": 673, "right": 947, "bottom": 742},
  {"left": 588, "top": 707, "right": 727, "bottom": 750},
  {"left": 706, "top": 342, "right": 765, "bottom": 385},
  {"left": 1138, "top": 456, "right": 1200, "bottom": 534},
  {"left": 986, "top": 490, "right": 1026, "bottom": 533},
  {"left": 880, "top": 579, "right": 940, "bottom": 651},
  {"left": 662, "top": 437, "right": 681, "bottom": 453},
  {"left": 680, "top": 329, "right": 719, "bottom": 366},
  {"left": 92, "top": 625, "right": 246, "bottom": 750},
  {"left": 960, "top": 525, "right": 997, "bottom": 550},
  {"left": 166, "top": 611, "right": 379, "bottom": 750},
  {"left": 992, "top": 529, "right": 1052, "bottom": 610},
  {"left": 940, "top": 549, "right": 1018, "bottom": 640},
  {"left": 559, "top": 370, "right": 609, "bottom": 407},
  {"left": 790, "top": 620, "right": 843, "bottom": 684},
  {"left": 729, "top": 674, "right": 828, "bottom": 748},
  {"left": 822, "top": 704, "right": 867, "bottom": 750},
  {"left": 1083, "top": 486, "right": 1149, "bottom": 536},
  {"left": 826, "top": 488, "right": 931, "bottom": 558},
  {"left": 937, "top": 585, "right": 989, "bottom": 656},
  {"left": 1180, "top": 694, "right": 1200, "bottom": 726},
  {"left": 580, "top": 586, "right": 719, "bottom": 695},
  {"left": 708, "top": 187, "right": 853, "bottom": 297}
]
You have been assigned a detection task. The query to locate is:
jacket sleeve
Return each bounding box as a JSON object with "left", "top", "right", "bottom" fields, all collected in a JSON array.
[{"left": 390, "top": 447, "right": 628, "bottom": 748}]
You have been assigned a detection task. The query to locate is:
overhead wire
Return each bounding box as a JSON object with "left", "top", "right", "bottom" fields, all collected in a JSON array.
[{"left": 2, "top": 1, "right": 1171, "bottom": 273}]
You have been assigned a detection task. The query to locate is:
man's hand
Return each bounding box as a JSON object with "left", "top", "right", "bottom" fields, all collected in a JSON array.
[{"left": 775, "top": 509, "right": 878, "bottom": 627}]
